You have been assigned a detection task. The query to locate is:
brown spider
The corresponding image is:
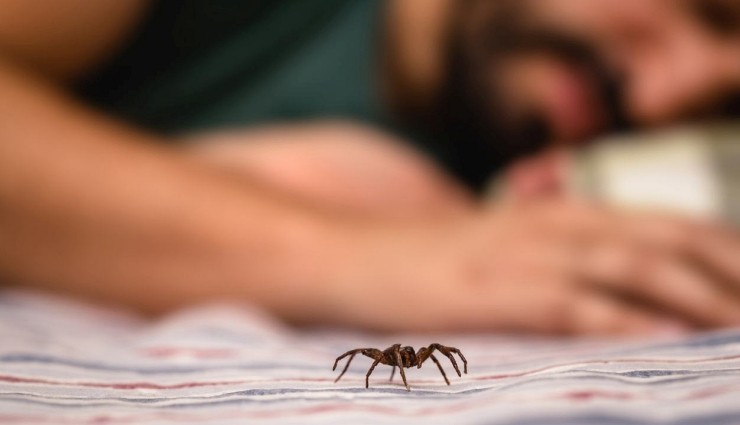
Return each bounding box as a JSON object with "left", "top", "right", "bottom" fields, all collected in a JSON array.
[{"left": 332, "top": 343, "right": 467, "bottom": 391}]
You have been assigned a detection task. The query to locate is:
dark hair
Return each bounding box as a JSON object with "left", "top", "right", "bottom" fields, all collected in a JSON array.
[{"left": 429, "top": 2, "right": 629, "bottom": 189}]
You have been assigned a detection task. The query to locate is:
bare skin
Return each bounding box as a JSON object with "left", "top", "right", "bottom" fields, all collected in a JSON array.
[
  {"left": 183, "top": 124, "right": 473, "bottom": 220},
  {"left": 1, "top": 0, "right": 740, "bottom": 334}
]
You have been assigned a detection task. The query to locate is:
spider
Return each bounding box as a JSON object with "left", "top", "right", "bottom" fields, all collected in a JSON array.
[{"left": 332, "top": 343, "right": 467, "bottom": 391}]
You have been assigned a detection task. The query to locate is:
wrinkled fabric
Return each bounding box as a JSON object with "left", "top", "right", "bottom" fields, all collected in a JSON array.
[{"left": 1, "top": 290, "right": 739, "bottom": 425}]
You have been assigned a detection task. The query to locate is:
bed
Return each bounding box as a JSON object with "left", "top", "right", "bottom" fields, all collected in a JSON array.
[{"left": 1, "top": 290, "right": 739, "bottom": 424}]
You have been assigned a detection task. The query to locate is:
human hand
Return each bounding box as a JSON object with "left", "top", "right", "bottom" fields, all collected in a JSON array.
[{"left": 320, "top": 200, "right": 740, "bottom": 335}]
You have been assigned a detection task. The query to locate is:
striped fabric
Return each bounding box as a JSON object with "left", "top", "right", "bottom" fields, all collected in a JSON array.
[{"left": 1, "top": 290, "right": 739, "bottom": 425}]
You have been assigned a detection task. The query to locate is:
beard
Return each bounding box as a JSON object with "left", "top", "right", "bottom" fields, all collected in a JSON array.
[{"left": 429, "top": 2, "right": 629, "bottom": 189}]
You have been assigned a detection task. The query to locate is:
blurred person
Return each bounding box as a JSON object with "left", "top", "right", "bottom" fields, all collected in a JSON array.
[{"left": 2, "top": 0, "right": 740, "bottom": 335}]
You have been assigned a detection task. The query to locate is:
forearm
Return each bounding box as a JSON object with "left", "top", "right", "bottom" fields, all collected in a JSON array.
[
  {"left": 0, "top": 58, "right": 336, "bottom": 319},
  {"left": 183, "top": 125, "right": 474, "bottom": 220}
]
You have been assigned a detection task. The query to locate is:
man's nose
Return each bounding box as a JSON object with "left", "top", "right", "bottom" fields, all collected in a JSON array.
[{"left": 624, "top": 31, "right": 740, "bottom": 125}]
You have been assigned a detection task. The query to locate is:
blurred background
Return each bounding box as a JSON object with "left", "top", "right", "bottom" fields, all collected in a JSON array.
[
  {"left": 75, "top": 0, "right": 740, "bottom": 216},
  {"left": 2, "top": 0, "right": 740, "bottom": 333}
]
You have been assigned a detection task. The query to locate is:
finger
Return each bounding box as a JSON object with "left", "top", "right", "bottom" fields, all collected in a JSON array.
[
  {"left": 635, "top": 254, "right": 740, "bottom": 327},
  {"left": 687, "top": 223, "right": 740, "bottom": 292},
  {"left": 632, "top": 218, "right": 740, "bottom": 299},
  {"left": 513, "top": 200, "right": 619, "bottom": 240},
  {"left": 586, "top": 248, "right": 740, "bottom": 327},
  {"left": 528, "top": 202, "right": 702, "bottom": 256},
  {"left": 476, "top": 278, "right": 668, "bottom": 335},
  {"left": 451, "top": 277, "right": 575, "bottom": 332},
  {"left": 553, "top": 290, "right": 692, "bottom": 336}
]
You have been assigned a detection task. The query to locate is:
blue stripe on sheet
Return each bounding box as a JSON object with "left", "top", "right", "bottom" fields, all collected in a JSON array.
[{"left": 2, "top": 291, "right": 739, "bottom": 425}]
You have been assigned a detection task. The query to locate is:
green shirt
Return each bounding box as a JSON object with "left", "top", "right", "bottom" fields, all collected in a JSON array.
[
  {"left": 78, "top": 0, "right": 493, "bottom": 188},
  {"left": 78, "top": 0, "right": 385, "bottom": 132}
]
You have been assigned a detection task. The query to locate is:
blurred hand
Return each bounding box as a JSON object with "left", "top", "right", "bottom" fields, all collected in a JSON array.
[
  {"left": 181, "top": 125, "right": 740, "bottom": 335},
  {"left": 323, "top": 200, "right": 740, "bottom": 335},
  {"left": 491, "top": 149, "right": 570, "bottom": 202}
]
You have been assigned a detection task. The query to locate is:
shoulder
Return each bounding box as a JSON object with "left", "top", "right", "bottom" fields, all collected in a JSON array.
[{"left": 0, "top": 0, "right": 150, "bottom": 81}]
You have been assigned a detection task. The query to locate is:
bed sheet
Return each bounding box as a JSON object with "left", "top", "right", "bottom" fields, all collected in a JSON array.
[{"left": 1, "top": 290, "right": 739, "bottom": 425}]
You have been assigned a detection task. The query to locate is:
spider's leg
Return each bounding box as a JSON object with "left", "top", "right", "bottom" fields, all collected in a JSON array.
[
  {"left": 449, "top": 347, "right": 468, "bottom": 374},
  {"left": 437, "top": 345, "right": 469, "bottom": 374},
  {"left": 430, "top": 344, "right": 461, "bottom": 377},
  {"left": 365, "top": 358, "right": 381, "bottom": 389},
  {"left": 398, "top": 366, "right": 409, "bottom": 391},
  {"left": 415, "top": 346, "right": 430, "bottom": 369},
  {"left": 333, "top": 349, "right": 363, "bottom": 371},
  {"left": 393, "top": 345, "right": 410, "bottom": 391},
  {"left": 389, "top": 366, "right": 396, "bottom": 382},
  {"left": 333, "top": 352, "right": 358, "bottom": 383},
  {"left": 429, "top": 354, "right": 450, "bottom": 385},
  {"left": 334, "top": 348, "right": 373, "bottom": 383}
]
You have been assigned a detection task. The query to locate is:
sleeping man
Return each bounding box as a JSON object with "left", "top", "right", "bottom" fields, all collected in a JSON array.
[{"left": 1, "top": 0, "right": 740, "bottom": 334}]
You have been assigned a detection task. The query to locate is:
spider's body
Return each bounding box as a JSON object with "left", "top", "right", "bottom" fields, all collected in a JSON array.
[{"left": 332, "top": 343, "right": 467, "bottom": 391}]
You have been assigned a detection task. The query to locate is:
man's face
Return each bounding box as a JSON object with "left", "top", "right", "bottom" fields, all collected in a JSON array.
[{"left": 442, "top": 0, "right": 740, "bottom": 165}]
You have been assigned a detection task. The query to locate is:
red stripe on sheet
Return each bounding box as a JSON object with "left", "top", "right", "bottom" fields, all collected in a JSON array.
[
  {"left": 0, "top": 401, "right": 479, "bottom": 423},
  {"left": 0, "top": 374, "right": 346, "bottom": 389},
  {"left": 2, "top": 386, "right": 740, "bottom": 424},
  {"left": 139, "top": 347, "right": 238, "bottom": 359},
  {"left": 561, "top": 390, "right": 635, "bottom": 401},
  {"left": 0, "top": 375, "right": 244, "bottom": 390}
]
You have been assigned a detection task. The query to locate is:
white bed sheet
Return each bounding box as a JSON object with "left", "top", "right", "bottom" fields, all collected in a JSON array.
[{"left": 1, "top": 290, "right": 739, "bottom": 425}]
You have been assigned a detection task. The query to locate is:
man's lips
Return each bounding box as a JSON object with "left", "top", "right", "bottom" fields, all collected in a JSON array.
[
  {"left": 538, "top": 61, "right": 607, "bottom": 143},
  {"left": 496, "top": 53, "right": 609, "bottom": 145}
]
